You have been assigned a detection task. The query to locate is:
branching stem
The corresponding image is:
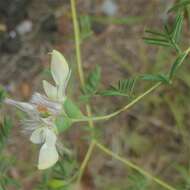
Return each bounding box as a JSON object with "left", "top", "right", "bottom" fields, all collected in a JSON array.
[
  {"left": 72, "top": 82, "right": 161, "bottom": 123},
  {"left": 70, "top": 0, "right": 189, "bottom": 188}
]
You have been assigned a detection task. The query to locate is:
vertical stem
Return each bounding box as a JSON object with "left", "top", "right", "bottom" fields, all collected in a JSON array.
[
  {"left": 76, "top": 140, "right": 96, "bottom": 183},
  {"left": 70, "top": 0, "right": 85, "bottom": 87},
  {"left": 70, "top": 0, "right": 95, "bottom": 183}
]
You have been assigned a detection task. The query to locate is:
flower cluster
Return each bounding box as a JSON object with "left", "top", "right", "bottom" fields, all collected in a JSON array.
[{"left": 5, "top": 50, "right": 70, "bottom": 170}]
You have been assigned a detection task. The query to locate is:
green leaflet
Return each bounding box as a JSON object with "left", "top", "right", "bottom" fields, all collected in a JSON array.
[
  {"left": 144, "top": 13, "right": 183, "bottom": 50},
  {"left": 56, "top": 116, "right": 72, "bottom": 133},
  {"left": 168, "top": 0, "right": 190, "bottom": 12},
  {"left": 0, "top": 117, "right": 13, "bottom": 152},
  {"left": 169, "top": 51, "right": 189, "bottom": 79},
  {"left": 63, "top": 98, "right": 83, "bottom": 119},
  {"left": 100, "top": 88, "right": 130, "bottom": 97},
  {"left": 48, "top": 179, "right": 66, "bottom": 189},
  {"left": 0, "top": 86, "right": 6, "bottom": 104},
  {"left": 56, "top": 99, "right": 84, "bottom": 132},
  {"left": 81, "top": 65, "right": 101, "bottom": 101},
  {"left": 79, "top": 15, "right": 93, "bottom": 42},
  {"left": 100, "top": 78, "right": 136, "bottom": 97},
  {"left": 142, "top": 74, "right": 170, "bottom": 84},
  {"left": 143, "top": 37, "right": 171, "bottom": 47},
  {"left": 171, "top": 14, "right": 184, "bottom": 43}
]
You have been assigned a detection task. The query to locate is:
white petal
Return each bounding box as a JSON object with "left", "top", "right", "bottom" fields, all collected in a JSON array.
[
  {"left": 30, "top": 93, "right": 47, "bottom": 105},
  {"left": 44, "top": 128, "right": 57, "bottom": 147},
  {"left": 30, "top": 128, "right": 45, "bottom": 144},
  {"left": 57, "top": 69, "right": 71, "bottom": 102},
  {"left": 43, "top": 80, "right": 57, "bottom": 100},
  {"left": 30, "top": 93, "right": 61, "bottom": 114},
  {"left": 50, "top": 50, "right": 69, "bottom": 86},
  {"left": 63, "top": 69, "right": 71, "bottom": 92},
  {"left": 38, "top": 143, "right": 59, "bottom": 170},
  {"left": 5, "top": 98, "right": 36, "bottom": 115}
]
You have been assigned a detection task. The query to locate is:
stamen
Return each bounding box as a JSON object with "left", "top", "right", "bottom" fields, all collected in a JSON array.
[
  {"left": 37, "top": 105, "right": 51, "bottom": 118},
  {"left": 37, "top": 105, "right": 49, "bottom": 113}
]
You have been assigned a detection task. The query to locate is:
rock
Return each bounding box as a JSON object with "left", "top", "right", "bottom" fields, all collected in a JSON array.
[
  {"left": 16, "top": 20, "right": 33, "bottom": 35},
  {"left": 41, "top": 14, "right": 57, "bottom": 33},
  {"left": 0, "top": 0, "right": 31, "bottom": 30},
  {"left": 91, "top": 21, "right": 107, "bottom": 35},
  {"left": 101, "top": 0, "right": 118, "bottom": 16},
  {"left": 7, "top": 0, "right": 30, "bottom": 29},
  {"left": 0, "top": 0, "right": 12, "bottom": 17},
  {"left": 0, "top": 30, "right": 21, "bottom": 53}
]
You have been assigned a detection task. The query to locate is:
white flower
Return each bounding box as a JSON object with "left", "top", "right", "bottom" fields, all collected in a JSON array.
[
  {"left": 30, "top": 124, "right": 59, "bottom": 170},
  {"left": 43, "top": 50, "right": 71, "bottom": 102},
  {"left": 5, "top": 50, "right": 70, "bottom": 170}
]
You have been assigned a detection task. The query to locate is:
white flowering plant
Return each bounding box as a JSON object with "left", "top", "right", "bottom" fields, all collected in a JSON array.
[
  {"left": 5, "top": 50, "right": 71, "bottom": 170},
  {"left": 1, "top": 0, "right": 190, "bottom": 190}
]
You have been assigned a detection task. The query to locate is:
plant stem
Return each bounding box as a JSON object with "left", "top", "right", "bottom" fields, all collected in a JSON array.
[
  {"left": 72, "top": 82, "right": 161, "bottom": 123},
  {"left": 71, "top": 0, "right": 96, "bottom": 183},
  {"left": 172, "top": 40, "right": 181, "bottom": 53},
  {"left": 71, "top": 0, "right": 190, "bottom": 187},
  {"left": 70, "top": 0, "right": 85, "bottom": 87},
  {"left": 72, "top": 46, "right": 190, "bottom": 124},
  {"left": 95, "top": 141, "right": 177, "bottom": 190},
  {"left": 76, "top": 140, "right": 96, "bottom": 183}
]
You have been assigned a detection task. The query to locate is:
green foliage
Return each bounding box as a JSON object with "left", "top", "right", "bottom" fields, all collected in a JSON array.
[
  {"left": 175, "top": 165, "right": 190, "bottom": 190},
  {"left": 141, "top": 74, "right": 170, "bottom": 84},
  {"left": 79, "top": 15, "right": 93, "bottom": 41},
  {"left": 48, "top": 179, "right": 66, "bottom": 189},
  {"left": 169, "top": 50, "right": 189, "bottom": 79},
  {"left": 144, "top": 13, "right": 183, "bottom": 50},
  {"left": 82, "top": 124, "right": 102, "bottom": 140},
  {"left": 37, "top": 154, "right": 77, "bottom": 190},
  {"left": 100, "top": 78, "right": 136, "bottom": 97},
  {"left": 56, "top": 99, "right": 84, "bottom": 132},
  {"left": 0, "top": 117, "right": 13, "bottom": 152},
  {"left": 0, "top": 86, "right": 6, "bottom": 104},
  {"left": 56, "top": 116, "right": 72, "bottom": 133},
  {"left": 54, "top": 156, "right": 77, "bottom": 181},
  {"left": 63, "top": 98, "right": 83, "bottom": 119},
  {"left": 36, "top": 171, "right": 53, "bottom": 190},
  {"left": 0, "top": 118, "right": 19, "bottom": 189},
  {"left": 171, "top": 14, "right": 184, "bottom": 43},
  {"left": 144, "top": 33, "right": 171, "bottom": 47},
  {"left": 47, "top": 155, "right": 77, "bottom": 190},
  {"left": 168, "top": 0, "right": 190, "bottom": 12},
  {"left": 0, "top": 157, "right": 19, "bottom": 189},
  {"left": 81, "top": 65, "right": 101, "bottom": 101},
  {"left": 128, "top": 173, "right": 149, "bottom": 190}
]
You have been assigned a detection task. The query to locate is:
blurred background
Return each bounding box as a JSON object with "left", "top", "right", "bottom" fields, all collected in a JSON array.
[{"left": 1, "top": 0, "right": 190, "bottom": 189}]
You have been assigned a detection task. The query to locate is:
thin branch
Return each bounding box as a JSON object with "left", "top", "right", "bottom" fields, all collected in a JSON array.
[
  {"left": 95, "top": 142, "right": 177, "bottom": 190},
  {"left": 72, "top": 82, "right": 161, "bottom": 123}
]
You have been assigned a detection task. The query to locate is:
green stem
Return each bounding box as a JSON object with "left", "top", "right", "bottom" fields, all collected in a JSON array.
[
  {"left": 72, "top": 47, "right": 190, "bottom": 124},
  {"left": 95, "top": 141, "right": 177, "bottom": 190},
  {"left": 76, "top": 140, "right": 96, "bottom": 183},
  {"left": 70, "top": 0, "right": 85, "bottom": 87},
  {"left": 72, "top": 82, "right": 161, "bottom": 123},
  {"left": 171, "top": 38, "right": 181, "bottom": 54},
  {"left": 71, "top": 0, "right": 96, "bottom": 183}
]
